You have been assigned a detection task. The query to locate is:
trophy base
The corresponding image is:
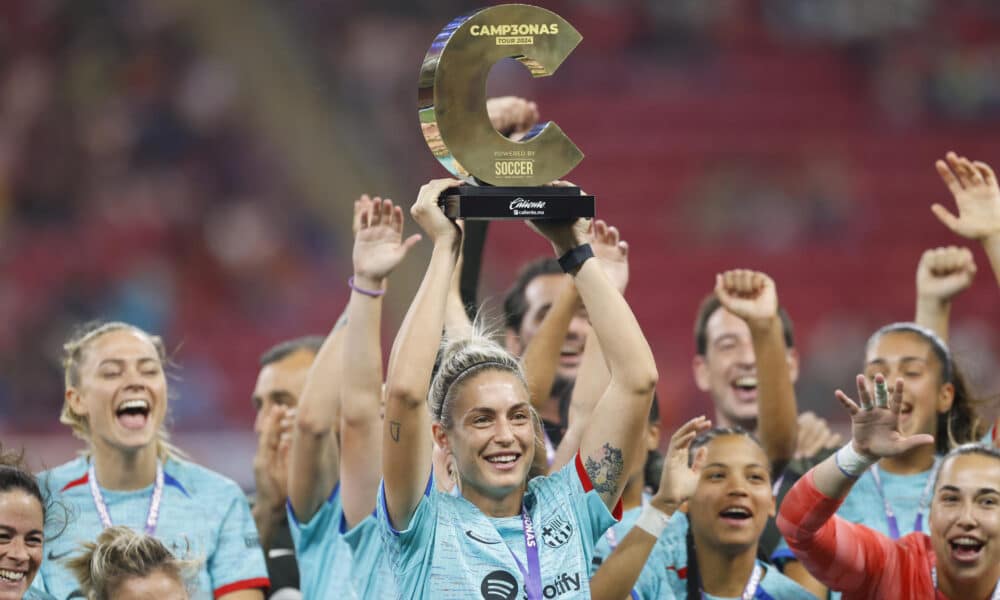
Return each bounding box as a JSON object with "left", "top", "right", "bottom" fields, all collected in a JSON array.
[{"left": 439, "top": 185, "right": 595, "bottom": 220}]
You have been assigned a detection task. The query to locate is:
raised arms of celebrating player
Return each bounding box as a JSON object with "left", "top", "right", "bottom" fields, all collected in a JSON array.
[
  {"left": 528, "top": 216, "right": 657, "bottom": 510},
  {"left": 382, "top": 179, "right": 461, "bottom": 531},
  {"left": 340, "top": 195, "right": 421, "bottom": 527}
]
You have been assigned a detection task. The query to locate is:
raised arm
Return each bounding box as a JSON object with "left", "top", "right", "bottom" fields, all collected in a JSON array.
[
  {"left": 340, "top": 196, "right": 421, "bottom": 528},
  {"left": 288, "top": 311, "right": 347, "bottom": 523},
  {"left": 548, "top": 220, "right": 629, "bottom": 473},
  {"left": 914, "top": 246, "right": 976, "bottom": 342},
  {"left": 590, "top": 416, "right": 710, "bottom": 600},
  {"left": 382, "top": 178, "right": 461, "bottom": 531},
  {"left": 933, "top": 152, "right": 1000, "bottom": 287},
  {"left": 529, "top": 217, "right": 657, "bottom": 509},
  {"left": 715, "top": 270, "right": 798, "bottom": 471},
  {"left": 777, "top": 374, "right": 934, "bottom": 594}
]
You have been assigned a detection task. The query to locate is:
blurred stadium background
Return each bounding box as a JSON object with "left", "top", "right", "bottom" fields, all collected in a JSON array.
[{"left": 1, "top": 0, "right": 999, "bottom": 489}]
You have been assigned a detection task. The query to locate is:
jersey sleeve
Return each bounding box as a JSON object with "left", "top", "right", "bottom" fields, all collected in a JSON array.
[
  {"left": 287, "top": 482, "right": 345, "bottom": 549},
  {"left": 776, "top": 469, "right": 900, "bottom": 596},
  {"left": 207, "top": 480, "right": 271, "bottom": 597},
  {"left": 541, "top": 454, "right": 621, "bottom": 552},
  {"left": 376, "top": 475, "right": 437, "bottom": 577}
]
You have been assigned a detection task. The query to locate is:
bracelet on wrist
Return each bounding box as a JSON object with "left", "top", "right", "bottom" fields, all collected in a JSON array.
[
  {"left": 348, "top": 276, "right": 385, "bottom": 298},
  {"left": 557, "top": 243, "right": 594, "bottom": 275}
]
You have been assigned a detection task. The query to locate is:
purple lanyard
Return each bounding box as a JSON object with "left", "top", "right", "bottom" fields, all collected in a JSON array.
[
  {"left": 502, "top": 506, "right": 543, "bottom": 600},
  {"left": 88, "top": 462, "right": 164, "bottom": 536},
  {"left": 932, "top": 567, "right": 1000, "bottom": 599},
  {"left": 869, "top": 462, "right": 936, "bottom": 540}
]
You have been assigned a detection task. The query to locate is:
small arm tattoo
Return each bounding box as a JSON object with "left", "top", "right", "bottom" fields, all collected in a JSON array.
[
  {"left": 584, "top": 443, "right": 624, "bottom": 496},
  {"left": 390, "top": 421, "right": 401, "bottom": 442}
]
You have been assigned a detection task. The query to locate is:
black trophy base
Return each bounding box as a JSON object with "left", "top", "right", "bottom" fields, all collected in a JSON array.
[{"left": 439, "top": 185, "right": 595, "bottom": 220}]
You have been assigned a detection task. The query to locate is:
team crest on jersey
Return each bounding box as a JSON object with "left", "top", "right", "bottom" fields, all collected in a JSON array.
[{"left": 541, "top": 514, "right": 573, "bottom": 548}]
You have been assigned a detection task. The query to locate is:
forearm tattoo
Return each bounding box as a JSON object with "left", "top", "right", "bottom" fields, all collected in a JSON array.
[
  {"left": 584, "top": 443, "right": 624, "bottom": 496},
  {"left": 390, "top": 421, "right": 401, "bottom": 442}
]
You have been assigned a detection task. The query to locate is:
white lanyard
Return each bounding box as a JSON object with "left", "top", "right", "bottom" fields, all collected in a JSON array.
[
  {"left": 701, "top": 562, "right": 764, "bottom": 600},
  {"left": 88, "top": 462, "right": 165, "bottom": 536}
]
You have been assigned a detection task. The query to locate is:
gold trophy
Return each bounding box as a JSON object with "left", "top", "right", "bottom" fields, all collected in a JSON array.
[{"left": 418, "top": 3, "right": 595, "bottom": 219}]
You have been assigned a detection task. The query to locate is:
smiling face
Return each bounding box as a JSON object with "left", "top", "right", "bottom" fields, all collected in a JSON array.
[
  {"left": 863, "top": 331, "right": 953, "bottom": 441},
  {"left": 688, "top": 435, "right": 775, "bottom": 555},
  {"left": 693, "top": 308, "right": 798, "bottom": 429},
  {"left": 433, "top": 370, "right": 536, "bottom": 507},
  {"left": 111, "top": 569, "right": 189, "bottom": 600},
  {"left": 67, "top": 329, "right": 168, "bottom": 454},
  {"left": 929, "top": 453, "right": 1000, "bottom": 587},
  {"left": 0, "top": 490, "right": 44, "bottom": 600}
]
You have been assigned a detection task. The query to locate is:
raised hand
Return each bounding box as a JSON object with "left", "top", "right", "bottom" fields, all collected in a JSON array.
[
  {"left": 411, "top": 179, "right": 462, "bottom": 246},
  {"left": 651, "top": 416, "right": 711, "bottom": 514},
  {"left": 487, "top": 96, "right": 539, "bottom": 139},
  {"left": 834, "top": 374, "right": 935, "bottom": 459},
  {"left": 352, "top": 193, "right": 376, "bottom": 236},
  {"left": 916, "top": 246, "right": 977, "bottom": 303},
  {"left": 715, "top": 269, "right": 779, "bottom": 330},
  {"left": 353, "top": 195, "right": 422, "bottom": 284},
  {"left": 589, "top": 219, "right": 629, "bottom": 293},
  {"left": 526, "top": 216, "right": 591, "bottom": 257},
  {"left": 933, "top": 152, "right": 1000, "bottom": 241},
  {"left": 794, "top": 412, "right": 842, "bottom": 460}
]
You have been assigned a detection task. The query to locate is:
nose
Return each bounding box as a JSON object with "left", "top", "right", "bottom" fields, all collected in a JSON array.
[
  {"left": 566, "top": 315, "right": 589, "bottom": 341},
  {"left": 493, "top": 417, "right": 516, "bottom": 445},
  {"left": 7, "top": 537, "right": 29, "bottom": 562},
  {"left": 955, "top": 499, "right": 978, "bottom": 529}
]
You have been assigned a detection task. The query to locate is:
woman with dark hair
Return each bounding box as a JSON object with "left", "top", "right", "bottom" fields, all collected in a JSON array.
[
  {"left": 0, "top": 447, "right": 57, "bottom": 600},
  {"left": 590, "top": 423, "right": 814, "bottom": 599},
  {"left": 778, "top": 374, "right": 1000, "bottom": 599}
]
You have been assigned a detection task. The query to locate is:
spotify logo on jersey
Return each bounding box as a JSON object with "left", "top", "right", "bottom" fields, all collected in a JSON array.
[{"left": 481, "top": 570, "right": 519, "bottom": 600}]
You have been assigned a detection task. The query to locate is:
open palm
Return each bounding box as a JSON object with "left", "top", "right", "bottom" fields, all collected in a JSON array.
[
  {"left": 654, "top": 416, "right": 711, "bottom": 509},
  {"left": 933, "top": 152, "right": 1000, "bottom": 241},
  {"left": 589, "top": 219, "right": 629, "bottom": 293},
  {"left": 353, "top": 196, "right": 421, "bottom": 281},
  {"left": 834, "top": 374, "right": 934, "bottom": 459}
]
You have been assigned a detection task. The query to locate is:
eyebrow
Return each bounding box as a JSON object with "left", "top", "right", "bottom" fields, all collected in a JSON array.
[
  {"left": 97, "top": 357, "right": 159, "bottom": 367},
  {"left": 866, "top": 356, "right": 927, "bottom": 366},
  {"left": 0, "top": 525, "right": 42, "bottom": 535},
  {"left": 939, "top": 485, "right": 1000, "bottom": 495}
]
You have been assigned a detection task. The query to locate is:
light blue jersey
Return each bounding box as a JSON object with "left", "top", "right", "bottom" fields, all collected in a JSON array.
[
  {"left": 343, "top": 513, "right": 396, "bottom": 598},
  {"left": 24, "top": 588, "right": 57, "bottom": 600},
  {"left": 33, "top": 456, "right": 268, "bottom": 600},
  {"left": 983, "top": 424, "right": 996, "bottom": 446},
  {"left": 634, "top": 513, "right": 814, "bottom": 600},
  {"left": 377, "top": 455, "right": 618, "bottom": 599},
  {"left": 286, "top": 483, "right": 356, "bottom": 599},
  {"left": 590, "top": 504, "right": 642, "bottom": 574}
]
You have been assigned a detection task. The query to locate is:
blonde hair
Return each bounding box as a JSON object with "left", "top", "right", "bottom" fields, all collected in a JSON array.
[
  {"left": 65, "top": 526, "right": 198, "bottom": 600},
  {"left": 61, "top": 321, "right": 183, "bottom": 460},
  {"left": 428, "top": 331, "right": 528, "bottom": 430}
]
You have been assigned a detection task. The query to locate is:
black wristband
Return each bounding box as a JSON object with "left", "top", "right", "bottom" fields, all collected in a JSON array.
[{"left": 557, "top": 243, "right": 594, "bottom": 275}]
